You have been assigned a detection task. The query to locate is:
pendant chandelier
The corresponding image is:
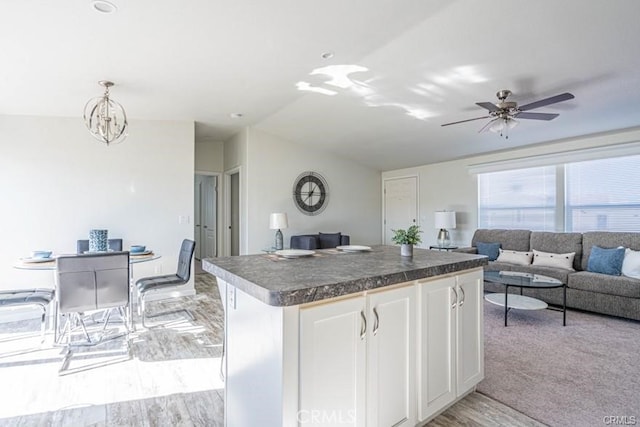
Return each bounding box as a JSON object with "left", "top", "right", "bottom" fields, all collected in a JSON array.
[{"left": 83, "top": 80, "right": 128, "bottom": 145}]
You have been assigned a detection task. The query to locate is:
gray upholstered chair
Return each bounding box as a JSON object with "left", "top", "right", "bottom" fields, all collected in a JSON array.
[
  {"left": 56, "top": 252, "right": 130, "bottom": 374},
  {"left": 0, "top": 288, "right": 55, "bottom": 344},
  {"left": 76, "top": 238, "right": 123, "bottom": 253},
  {"left": 135, "top": 239, "right": 196, "bottom": 328}
]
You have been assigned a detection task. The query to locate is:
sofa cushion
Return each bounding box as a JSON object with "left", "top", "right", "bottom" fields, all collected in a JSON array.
[
  {"left": 568, "top": 271, "right": 640, "bottom": 298},
  {"left": 319, "top": 232, "right": 342, "bottom": 249},
  {"left": 587, "top": 246, "right": 625, "bottom": 276},
  {"left": 622, "top": 248, "right": 640, "bottom": 279},
  {"left": 532, "top": 249, "right": 575, "bottom": 271},
  {"left": 477, "top": 242, "right": 501, "bottom": 261},
  {"left": 496, "top": 249, "right": 532, "bottom": 266},
  {"left": 472, "top": 229, "right": 531, "bottom": 252},
  {"left": 581, "top": 232, "right": 640, "bottom": 271},
  {"left": 530, "top": 231, "right": 582, "bottom": 270}
]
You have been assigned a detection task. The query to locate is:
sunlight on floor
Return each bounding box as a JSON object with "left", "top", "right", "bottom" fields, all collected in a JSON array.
[{"left": 1, "top": 341, "right": 223, "bottom": 419}]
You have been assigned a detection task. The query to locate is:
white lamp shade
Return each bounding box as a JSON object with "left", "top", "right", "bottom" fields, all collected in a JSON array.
[
  {"left": 434, "top": 211, "right": 456, "bottom": 229},
  {"left": 269, "top": 213, "right": 288, "bottom": 229}
]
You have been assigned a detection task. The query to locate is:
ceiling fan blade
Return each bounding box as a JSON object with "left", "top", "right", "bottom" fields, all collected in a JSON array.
[
  {"left": 519, "top": 92, "right": 575, "bottom": 111},
  {"left": 441, "top": 116, "right": 491, "bottom": 127},
  {"left": 476, "top": 102, "right": 500, "bottom": 112},
  {"left": 515, "top": 112, "right": 559, "bottom": 121},
  {"left": 478, "top": 118, "right": 499, "bottom": 133}
]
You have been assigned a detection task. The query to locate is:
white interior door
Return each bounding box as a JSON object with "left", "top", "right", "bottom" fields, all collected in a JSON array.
[{"left": 383, "top": 176, "right": 418, "bottom": 244}]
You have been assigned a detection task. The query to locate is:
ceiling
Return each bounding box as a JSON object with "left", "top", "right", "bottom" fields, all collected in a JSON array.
[{"left": 2, "top": 0, "right": 640, "bottom": 171}]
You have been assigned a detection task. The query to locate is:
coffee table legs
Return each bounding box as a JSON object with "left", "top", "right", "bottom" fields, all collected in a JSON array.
[
  {"left": 503, "top": 284, "right": 566, "bottom": 326},
  {"left": 504, "top": 285, "right": 510, "bottom": 327},
  {"left": 563, "top": 285, "right": 566, "bottom": 326}
]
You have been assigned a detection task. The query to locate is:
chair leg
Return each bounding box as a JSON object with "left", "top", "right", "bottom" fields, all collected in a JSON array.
[{"left": 140, "top": 292, "right": 194, "bottom": 329}]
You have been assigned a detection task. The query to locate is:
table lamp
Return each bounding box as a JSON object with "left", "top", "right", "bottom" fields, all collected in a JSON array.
[
  {"left": 435, "top": 211, "right": 456, "bottom": 247},
  {"left": 269, "top": 213, "right": 288, "bottom": 250}
]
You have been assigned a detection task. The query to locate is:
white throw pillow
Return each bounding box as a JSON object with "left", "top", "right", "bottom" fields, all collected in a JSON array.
[
  {"left": 532, "top": 249, "right": 575, "bottom": 271},
  {"left": 496, "top": 249, "right": 533, "bottom": 266},
  {"left": 621, "top": 248, "right": 640, "bottom": 279}
]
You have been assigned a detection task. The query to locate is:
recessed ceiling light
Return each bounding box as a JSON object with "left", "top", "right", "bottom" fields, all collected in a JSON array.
[
  {"left": 230, "top": 113, "right": 244, "bottom": 119},
  {"left": 321, "top": 52, "right": 334, "bottom": 60},
  {"left": 92, "top": 0, "right": 118, "bottom": 14}
]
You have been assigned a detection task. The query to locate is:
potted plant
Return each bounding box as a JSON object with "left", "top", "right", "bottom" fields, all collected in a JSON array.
[{"left": 391, "top": 225, "right": 422, "bottom": 257}]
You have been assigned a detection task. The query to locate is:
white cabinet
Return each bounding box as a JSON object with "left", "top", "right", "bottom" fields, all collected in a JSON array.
[
  {"left": 299, "top": 296, "right": 367, "bottom": 427},
  {"left": 300, "top": 285, "right": 416, "bottom": 427},
  {"left": 417, "top": 269, "right": 484, "bottom": 422}
]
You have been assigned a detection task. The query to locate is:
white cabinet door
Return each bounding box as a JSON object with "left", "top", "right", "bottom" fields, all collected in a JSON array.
[
  {"left": 456, "top": 270, "right": 484, "bottom": 395},
  {"left": 417, "top": 276, "right": 457, "bottom": 422},
  {"left": 367, "top": 285, "right": 416, "bottom": 427},
  {"left": 299, "top": 297, "right": 367, "bottom": 427}
]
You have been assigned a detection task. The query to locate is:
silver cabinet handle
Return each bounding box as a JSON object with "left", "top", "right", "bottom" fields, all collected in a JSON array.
[
  {"left": 451, "top": 287, "right": 458, "bottom": 309},
  {"left": 459, "top": 286, "right": 466, "bottom": 307},
  {"left": 373, "top": 307, "right": 380, "bottom": 336},
  {"left": 360, "top": 310, "right": 366, "bottom": 340}
]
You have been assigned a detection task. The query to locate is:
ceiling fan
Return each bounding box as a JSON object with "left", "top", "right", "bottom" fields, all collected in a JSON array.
[{"left": 441, "top": 89, "right": 575, "bottom": 138}]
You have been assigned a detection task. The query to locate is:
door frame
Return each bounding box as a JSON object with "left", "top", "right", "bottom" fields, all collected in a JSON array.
[
  {"left": 382, "top": 174, "right": 419, "bottom": 245},
  {"left": 224, "top": 166, "right": 241, "bottom": 256},
  {"left": 195, "top": 171, "right": 221, "bottom": 259}
]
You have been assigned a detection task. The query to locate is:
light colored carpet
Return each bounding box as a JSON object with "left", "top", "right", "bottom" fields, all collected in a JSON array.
[{"left": 478, "top": 296, "right": 640, "bottom": 427}]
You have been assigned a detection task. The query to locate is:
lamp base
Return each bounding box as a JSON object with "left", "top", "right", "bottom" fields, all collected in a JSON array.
[
  {"left": 275, "top": 229, "right": 283, "bottom": 250},
  {"left": 437, "top": 228, "right": 450, "bottom": 247}
]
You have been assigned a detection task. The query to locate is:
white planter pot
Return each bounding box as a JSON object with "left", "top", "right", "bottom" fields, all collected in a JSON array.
[{"left": 400, "top": 244, "right": 413, "bottom": 257}]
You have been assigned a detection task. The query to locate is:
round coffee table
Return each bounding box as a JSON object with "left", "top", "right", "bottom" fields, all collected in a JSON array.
[{"left": 484, "top": 270, "right": 566, "bottom": 326}]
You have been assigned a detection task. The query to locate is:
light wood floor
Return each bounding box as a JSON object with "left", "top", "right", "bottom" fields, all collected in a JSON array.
[{"left": 0, "top": 270, "right": 543, "bottom": 426}]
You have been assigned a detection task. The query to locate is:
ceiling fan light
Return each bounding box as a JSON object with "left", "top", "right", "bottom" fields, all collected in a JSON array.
[
  {"left": 506, "top": 118, "right": 518, "bottom": 129},
  {"left": 488, "top": 119, "right": 505, "bottom": 133}
]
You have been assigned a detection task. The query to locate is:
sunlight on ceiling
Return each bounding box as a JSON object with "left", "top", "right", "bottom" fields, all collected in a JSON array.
[{"left": 297, "top": 64, "right": 488, "bottom": 122}]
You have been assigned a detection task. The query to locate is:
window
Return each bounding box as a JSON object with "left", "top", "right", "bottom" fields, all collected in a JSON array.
[
  {"left": 478, "top": 166, "right": 556, "bottom": 231},
  {"left": 565, "top": 155, "right": 640, "bottom": 232}
]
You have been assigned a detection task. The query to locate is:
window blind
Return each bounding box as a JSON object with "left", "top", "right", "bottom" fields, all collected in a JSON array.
[
  {"left": 478, "top": 166, "right": 556, "bottom": 231},
  {"left": 565, "top": 155, "right": 640, "bottom": 232}
]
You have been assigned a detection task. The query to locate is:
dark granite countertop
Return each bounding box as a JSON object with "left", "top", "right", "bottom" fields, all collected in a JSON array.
[{"left": 202, "top": 245, "right": 488, "bottom": 307}]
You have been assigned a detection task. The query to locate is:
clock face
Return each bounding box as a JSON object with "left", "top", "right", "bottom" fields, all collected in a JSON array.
[{"left": 293, "top": 171, "right": 329, "bottom": 215}]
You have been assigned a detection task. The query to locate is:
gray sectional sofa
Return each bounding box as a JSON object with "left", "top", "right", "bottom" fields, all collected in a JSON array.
[{"left": 456, "top": 229, "right": 640, "bottom": 321}]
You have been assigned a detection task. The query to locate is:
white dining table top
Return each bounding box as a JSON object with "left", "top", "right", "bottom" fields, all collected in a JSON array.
[{"left": 14, "top": 253, "right": 161, "bottom": 270}]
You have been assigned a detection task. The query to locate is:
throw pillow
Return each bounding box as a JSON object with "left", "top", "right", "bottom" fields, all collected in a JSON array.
[
  {"left": 621, "top": 248, "right": 640, "bottom": 279},
  {"left": 476, "top": 242, "right": 501, "bottom": 261},
  {"left": 496, "top": 249, "right": 533, "bottom": 266},
  {"left": 587, "top": 246, "right": 625, "bottom": 276},
  {"left": 319, "top": 232, "right": 342, "bottom": 249},
  {"left": 532, "top": 249, "right": 576, "bottom": 271}
]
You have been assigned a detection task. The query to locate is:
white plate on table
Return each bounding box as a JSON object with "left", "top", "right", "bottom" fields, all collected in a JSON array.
[
  {"left": 275, "top": 249, "right": 315, "bottom": 258},
  {"left": 336, "top": 245, "right": 372, "bottom": 252},
  {"left": 130, "top": 250, "right": 153, "bottom": 256},
  {"left": 21, "top": 257, "right": 55, "bottom": 263}
]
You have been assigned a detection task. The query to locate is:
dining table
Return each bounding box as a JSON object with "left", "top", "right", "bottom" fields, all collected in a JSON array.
[{"left": 13, "top": 251, "right": 162, "bottom": 336}]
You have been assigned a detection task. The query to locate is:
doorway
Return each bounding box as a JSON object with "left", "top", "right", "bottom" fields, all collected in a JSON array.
[
  {"left": 194, "top": 173, "right": 218, "bottom": 260},
  {"left": 224, "top": 168, "right": 241, "bottom": 256},
  {"left": 383, "top": 176, "right": 418, "bottom": 244}
]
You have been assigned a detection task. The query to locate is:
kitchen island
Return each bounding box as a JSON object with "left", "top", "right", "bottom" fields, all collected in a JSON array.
[{"left": 203, "top": 245, "right": 488, "bottom": 427}]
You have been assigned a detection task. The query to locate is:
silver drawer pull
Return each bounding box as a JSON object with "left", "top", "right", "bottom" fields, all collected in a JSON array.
[
  {"left": 373, "top": 307, "right": 379, "bottom": 336},
  {"left": 451, "top": 287, "right": 458, "bottom": 309},
  {"left": 360, "top": 310, "right": 366, "bottom": 340},
  {"left": 459, "top": 286, "right": 466, "bottom": 307}
]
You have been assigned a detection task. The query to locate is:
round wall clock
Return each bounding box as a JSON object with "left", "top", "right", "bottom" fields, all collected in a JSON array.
[{"left": 293, "top": 171, "right": 329, "bottom": 215}]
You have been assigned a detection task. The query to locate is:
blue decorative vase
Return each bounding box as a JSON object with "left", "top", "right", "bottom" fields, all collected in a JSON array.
[{"left": 89, "top": 229, "right": 108, "bottom": 252}]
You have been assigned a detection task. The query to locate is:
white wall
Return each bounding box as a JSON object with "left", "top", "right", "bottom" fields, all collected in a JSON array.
[
  {"left": 245, "top": 128, "right": 381, "bottom": 254},
  {"left": 195, "top": 140, "right": 224, "bottom": 173},
  {"left": 0, "top": 115, "right": 195, "bottom": 290},
  {"left": 382, "top": 128, "right": 640, "bottom": 247}
]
